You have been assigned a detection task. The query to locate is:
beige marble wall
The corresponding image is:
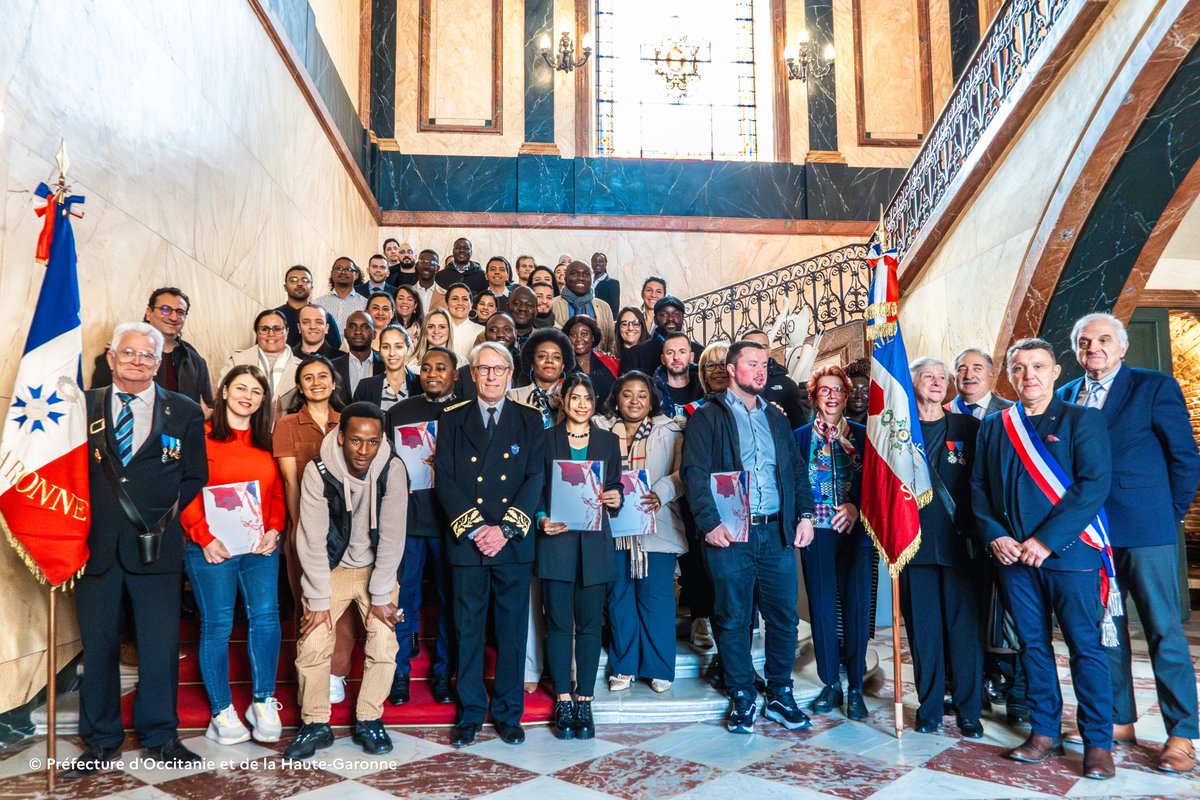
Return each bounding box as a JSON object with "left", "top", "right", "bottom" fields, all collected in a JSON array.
[
  {"left": 310, "top": 0, "right": 363, "bottom": 113},
  {"left": 898, "top": 0, "right": 1160, "bottom": 362},
  {"left": 0, "top": 0, "right": 377, "bottom": 710},
  {"left": 379, "top": 225, "right": 863, "bottom": 302},
  {"left": 427, "top": 0, "right": 499, "bottom": 124},
  {"left": 857, "top": 0, "right": 926, "bottom": 141}
]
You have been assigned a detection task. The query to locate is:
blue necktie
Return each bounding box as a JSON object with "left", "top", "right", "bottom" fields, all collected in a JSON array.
[
  {"left": 1084, "top": 381, "right": 1105, "bottom": 409},
  {"left": 115, "top": 392, "right": 135, "bottom": 465}
]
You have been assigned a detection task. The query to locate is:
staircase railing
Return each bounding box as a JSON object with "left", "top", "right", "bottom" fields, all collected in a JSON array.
[{"left": 683, "top": 244, "right": 872, "bottom": 344}]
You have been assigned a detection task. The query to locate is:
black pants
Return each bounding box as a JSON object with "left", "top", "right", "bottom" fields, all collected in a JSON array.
[
  {"left": 900, "top": 564, "right": 983, "bottom": 725},
  {"left": 803, "top": 529, "right": 872, "bottom": 688},
  {"left": 76, "top": 566, "right": 182, "bottom": 748},
  {"left": 452, "top": 562, "right": 531, "bottom": 726},
  {"left": 542, "top": 572, "right": 607, "bottom": 697},
  {"left": 678, "top": 503, "right": 714, "bottom": 618}
]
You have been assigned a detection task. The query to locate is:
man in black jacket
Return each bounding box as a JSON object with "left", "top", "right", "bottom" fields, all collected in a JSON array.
[
  {"left": 68, "top": 322, "right": 207, "bottom": 779},
  {"left": 435, "top": 237, "right": 487, "bottom": 295},
  {"left": 619, "top": 296, "right": 702, "bottom": 376},
  {"left": 682, "top": 340, "right": 816, "bottom": 735},
  {"left": 591, "top": 251, "right": 621, "bottom": 311},
  {"left": 90, "top": 287, "right": 213, "bottom": 410}
]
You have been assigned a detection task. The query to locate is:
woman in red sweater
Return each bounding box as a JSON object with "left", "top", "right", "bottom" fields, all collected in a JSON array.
[{"left": 181, "top": 365, "right": 286, "bottom": 747}]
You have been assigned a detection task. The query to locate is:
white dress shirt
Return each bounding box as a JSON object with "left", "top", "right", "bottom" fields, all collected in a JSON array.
[{"left": 110, "top": 383, "right": 158, "bottom": 456}]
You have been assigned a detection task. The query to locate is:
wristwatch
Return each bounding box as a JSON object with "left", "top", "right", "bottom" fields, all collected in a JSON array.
[{"left": 500, "top": 523, "right": 521, "bottom": 540}]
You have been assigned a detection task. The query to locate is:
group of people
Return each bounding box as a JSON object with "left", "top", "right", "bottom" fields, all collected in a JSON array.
[{"left": 63, "top": 240, "right": 1200, "bottom": 785}]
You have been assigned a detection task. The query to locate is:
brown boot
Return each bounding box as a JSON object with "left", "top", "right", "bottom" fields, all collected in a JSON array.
[
  {"left": 1064, "top": 722, "right": 1135, "bottom": 745},
  {"left": 1006, "top": 733, "right": 1064, "bottom": 763},
  {"left": 1157, "top": 737, "right": 1196, "bottom": 773},
  {"left": 1082, "top": 746, "right": 1115, "bottom": 780}
]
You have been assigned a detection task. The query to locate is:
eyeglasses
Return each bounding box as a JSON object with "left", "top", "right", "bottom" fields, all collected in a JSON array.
[
  {"left": 815, "top": 386, "right": 845, "bottom": 397},
  {"left": 619, "top": 321, "right": 641, "bottom": 329},
  {"left": 473, "top": 365, "right": 512, "bottom": 377},
  {"left": 702, "top": 363, "right": 726, "bottom": 372},
  {"left": 332, "top": 266, "right": 356, "bottom": 274},
  {"left": 114, "top": 347, "right": 160, "bottom": 364},
  {"left": 153, "top": 304, "right": 188, "bottom": 318},
  {"left": 286, "top": 276, "right": 313, "bottom": 285},
  {"left": 257, "top": 325, "right": 286, "bottom": 335}
]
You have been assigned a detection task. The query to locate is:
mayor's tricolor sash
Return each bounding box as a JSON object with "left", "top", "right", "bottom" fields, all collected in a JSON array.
[
  {"left": 951, "top": 396, "right": 974, "bottom": 416},
  {"left": 1000, "top": 402, "right": 1123, "bottom": 646}
]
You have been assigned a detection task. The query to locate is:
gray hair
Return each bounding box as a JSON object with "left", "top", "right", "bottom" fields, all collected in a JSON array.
[
  {"left": 1070, "top": 313, "right": 1128, "bottom": 349},
  {"left": 909, "top": 356, "right": 948, "bottom": 382},
  {"left": 952, "top": 347, "right": 994, "bottom": 372},
  {"left": 111, "top": 322, "right": 164, "bottom": 358},
  {"left": 1005, "top": 337, "right": 1056, "bottom": 369},
  {"left": 469, "top": 341, "right": 514, "bottom": 370}
]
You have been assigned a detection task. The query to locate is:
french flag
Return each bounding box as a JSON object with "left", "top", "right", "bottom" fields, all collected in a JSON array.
[
  {"left": 859, "top": 242, "right": 931, "bottom": 575},
  {"left": 0, "top": 184, "right": 90, "bottom": 588}
]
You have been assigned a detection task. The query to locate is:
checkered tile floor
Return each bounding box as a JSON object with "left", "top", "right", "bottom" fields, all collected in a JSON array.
[{"left": 5, "top": 621, "right": 1199, "bottom": 800}]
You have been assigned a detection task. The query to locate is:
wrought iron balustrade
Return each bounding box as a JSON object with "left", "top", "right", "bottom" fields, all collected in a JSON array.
[{"left": 683, "top": 244, "right": 872, "bottom": 345}]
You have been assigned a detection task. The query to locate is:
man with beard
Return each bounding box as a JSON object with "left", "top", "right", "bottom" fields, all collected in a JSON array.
[
  {"left": 620, "top": 296, "right": 702, "bottom": 376},
  {"left": 332, "top": 311, "right": 384, "bottom": 400},
  {"left": 743, "top": 329, "right": 810, "bottom": 428},
  {"left": 412, "top": 248, "right": 447, "bottom": 315},
  {"left": 484, "top": 313, "right": 518, "bottom": 361},
  {"left": 275, "top": 264, "right": 342, "bottom": 349},
  {"left": 435, "top": 238, "right": 488, "bottom": 295},
  {"left": 356, "top": 254, "right": 398, "bottom": 299},
  {"left": 654, "top": 331, "right": 703, "bottom": 418},
  {"left": 531, "top": 282, "right": 556, "bottom": 328},
  {"left": 292, "top": 303, "right": 341, "bottom": 360},
  {"left": 682, "top": 340, "right": 816, "bottom": 735},
  {"left": 315, "top": 257, "right": 368, "bottom": 333},
  {"left": 385, "top": 347, "right": 461, "bottom": 707},
  {"left": 591, "top": 252, "right": 620, "bottom": 312},
  {"left": 551, "top": 260, "right": 615, "bottom": 352},
  {"left": 384, "top": 239, "right": 419, "bottom": 286}
]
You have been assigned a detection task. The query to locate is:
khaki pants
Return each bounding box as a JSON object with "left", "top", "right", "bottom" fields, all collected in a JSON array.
[{"left": 295, "top": 565, "right": 399, "bottom": 724}]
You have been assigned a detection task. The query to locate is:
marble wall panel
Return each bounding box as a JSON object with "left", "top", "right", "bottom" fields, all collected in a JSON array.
[
  {"left": 948, "top": 0, "right": 982, "bottom": 81},
  {"left": 371, "top": 0, "right": 398, "bottom": 137},
  {"left": 857, "top": 0, "right": 927, "bottom": 142},
  {"left": 928, "top": 0, "right": 956, "bottom": 108},
  {"left": 1147, "top": 257, "right": 1200, "bottom": 289},
  {"left": 426, "top": 0, "right": 499, "bottom": 125},
  {"left": 309, "top": 0, "right": 363, "bottom": 112},
  {"left": 806, "top": 162, "right": 907, "bottom": 220},
  {"left": 524, "top": 0, "right": 557, "bottom": 143}
]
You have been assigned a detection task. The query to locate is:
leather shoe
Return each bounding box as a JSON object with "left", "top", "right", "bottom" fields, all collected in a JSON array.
[
  {"left": 496, "top": 722, "right": 525, "bottom": 745},
  {"left": 430, "top": 673, "right": 453, "bottom": 704},
  {"left": 1157, "top": 736, "right": 1196, "bottom": 773},
  {"left": 1006, "top": 733, "right": 1064, "bottom": 763},
  {"left": 353, "top": 719, "right": 393, "bottom": 755},
  {"left": 450, "top": 722, "right": 479, "bottom": 748},
  {"left": 284, "top": 723, "right": 334, "bottom": 759},
  {"left": 958, "top": 718, "right": 984, "bottom": 739},
  {"left": 809, "top": 684, "right": 843, "bottom": 714},
  {"left": 1064, "top": 722, "right": 1136, "bottom": 746},
  {"left": 1082, "top": 746, "right": 1115, "bottom": 780},
  {"left": 984, "top": 677, "right": 1006, "bottom": 705},
  {"left": 143, "top": 738, "right": 201, "bottom": 767},
  {"left": 845, "top": 689, "right": 868, "bottom": 721},
  {"left": 1007, "top": 704, "right": 1031, "bottom": 726},
  {"left": 914, "top": 719, "right": 939, "bottom": 734},
  {"left": 62, "top": 744, "right": 122, "bottom": 780},
  {"left": 388, "top": 674, "right": 410, "bottom": 705}
]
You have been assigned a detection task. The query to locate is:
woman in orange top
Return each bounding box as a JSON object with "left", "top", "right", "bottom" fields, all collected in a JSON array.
[{"left": 181, "top": 365, "right": 286, "bottom": 747}]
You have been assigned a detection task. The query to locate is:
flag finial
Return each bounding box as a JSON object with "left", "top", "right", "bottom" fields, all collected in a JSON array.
[
  {"left": 877, "top": 204, "right": 889, "bottom": 250},
  {"left": 53, "top": 141, "right": 69, "bottom": 201}
]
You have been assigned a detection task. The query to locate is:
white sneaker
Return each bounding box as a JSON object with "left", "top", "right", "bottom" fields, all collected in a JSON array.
[
  {"left": 245, "top": 697, "right": 283, "bottom": 742},
  {"left": 690, "top": 618, "right": 715, "bottom": 650},
  {"left": 329, "top": 674, "right": 347, "bottom": 704},
  {"left": 206, "top": 705, "right": 251, "bottom": 745}
]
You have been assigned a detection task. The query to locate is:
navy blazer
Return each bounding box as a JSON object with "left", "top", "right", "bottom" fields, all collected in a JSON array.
[
  {"left": 681, "top": 392, "right": 815, "bottom": 545},
  {"left": 85, "top": 386, "right": 207, "bottom": 575},
  {"left": 536, "top": 423, "right": 622, "bottom": 586},
  {"left": 435, "top": 399, "right": 547, "bottom": 566},
  {"left": 1058, "top": 365, "right": 1200, "bottom": 547},
  {"left": 355, "top": 281, "right": 398, "bottom": 299},
  {"left": 971, "top": 396, "right": 1111, "bottom": 571},
  {"left": 594, "top": 275, "right": 621, "bottom": 313},
  {"left": 794, "top": 420, "right": 868, "bottom": 545},
  {"left": 353, "top": 370, "right": 421, "bottom": 407}
]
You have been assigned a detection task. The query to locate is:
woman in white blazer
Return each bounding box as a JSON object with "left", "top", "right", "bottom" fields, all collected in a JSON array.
[{"left": 220, "top": 309, "right": 299, "bottom": 430}]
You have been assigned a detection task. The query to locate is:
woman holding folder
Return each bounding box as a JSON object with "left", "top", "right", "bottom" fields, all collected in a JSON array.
[
  {"left": 181, "top": 365, "right": 287, "bottom": 746},
  {"left": 538, "top": 373, "right": 623, "bottom": 740},
  {"left": 595, "top": 370, "right": 687, "bottom": 695}
]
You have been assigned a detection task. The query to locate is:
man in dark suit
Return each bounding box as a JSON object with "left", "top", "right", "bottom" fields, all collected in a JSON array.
[
  {"left": 435, "top": 342, "right": 546, "bottom": 747},
  {"left": 591, "top": 251, "right": 621, "bottom": 312},
  {"left": 1059, "top": 313, "right": 1200, "bottom": 773},
  {"left": 355, "top": 254, "right": 398, "bottom": 299},
  {"left": 952, "top": 347, "right": 1014, "bottom": 418},
  {"left": 972, "top": 337, "right": 1115, "bottom": 780},
  {"left": 434, "top": 237, "right": 487, "bottom": 295},
  {"left": 67, "top": 322, "right": 207, "bottom": 779},
  {"left": 332, "top": 311, "right": 384, "bottom": 402}
]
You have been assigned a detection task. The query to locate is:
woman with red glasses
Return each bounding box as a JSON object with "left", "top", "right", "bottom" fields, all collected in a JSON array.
[{"left": 794, "top": 364, "right": 873, "bottom": 723}]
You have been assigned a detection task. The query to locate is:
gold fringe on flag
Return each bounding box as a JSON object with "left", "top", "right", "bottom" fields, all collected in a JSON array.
[
  {"left": 0, "top": 510, "right": 84, "bottom": 591},
  {"left": 867, "top": 321, "right": 897, "bottom": 339},
  {"left": 865, "top": 301, "right": 898, "bottom": 319},
  {"left": 861, "top": 514, "right": 923, "bottom": 578}
]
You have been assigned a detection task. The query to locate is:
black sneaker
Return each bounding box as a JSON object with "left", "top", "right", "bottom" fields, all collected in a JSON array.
[
  {"left": 574, "top": 699, "right": 595, "bottom": 740},
  {"left": 764, "top": 687, "right": 811, "bottom": 730},
  {"left": 284, "top": 722, "right": 335, "bottom": 759},
  {"left": 388, "top": 674, "right": 410, "bottom": 705},
  {"left": 353, "top": 719, "right": 393, "bottom": 755},
  {"left": 809, "top": 684, "right": 843, "bottom": 714},
  {"left": 431, "top": 672, "right": 453, "bottom": 704},
  {"left": 552, "top": 700, "right": 576, "bottom": 740},
  {"left": 726, "top": 689, "right": 758, "bottom": 734}
]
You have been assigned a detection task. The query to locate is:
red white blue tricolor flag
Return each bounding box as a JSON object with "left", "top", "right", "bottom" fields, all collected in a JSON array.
[
  {"left": 860, "top": 241, "right": 931, "bottom": 576},
  {"left": 0, "top": 183, "right": 90, "bottom": 588}
]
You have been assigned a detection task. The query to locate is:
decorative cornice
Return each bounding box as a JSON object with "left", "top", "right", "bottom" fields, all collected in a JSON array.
[{"left": 380, "top": 210, "right": 877, "bottom": 236}]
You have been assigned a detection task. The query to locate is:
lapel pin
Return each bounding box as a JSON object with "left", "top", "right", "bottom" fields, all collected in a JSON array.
[{"left": 511, "top": 444, "right": 520, "bottom": 455}]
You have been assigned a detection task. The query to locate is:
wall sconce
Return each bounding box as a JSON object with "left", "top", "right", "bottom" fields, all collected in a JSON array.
[
  {"left": 540, "top": 25, "right": 593, "bottom": 73},
  {"left": 786, "top": 29, "right": 834, "bottom": 82}
]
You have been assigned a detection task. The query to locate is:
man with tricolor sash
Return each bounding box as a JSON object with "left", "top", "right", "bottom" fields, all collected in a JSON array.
[{"left": 971, "top": 338, "right": 1119, "bottom": 781}]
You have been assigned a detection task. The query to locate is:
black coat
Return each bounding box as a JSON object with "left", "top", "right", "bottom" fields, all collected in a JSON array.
[
  {"left": 353, "top": 370, "right": 421, "bottom": 407},
  {"left": 85, "top": 387, "right": 208, "bottom": 575},
  {"left": 90, "top": 338, "right": 213, "bottom": 408},
  {"left": 434, "top": 263, "right": 487, "bottom": 295},
  {"left": 536, "top": 423, "right": 622, "bottom": 585},
  {"left": 355, "top": 281, "right": 398, "bottom": 299},
  {"left": 595, "top": 275, "right": 621, "bottom": 312},
  {"left": 913, "top": 413, "right": 979, "bottom": 567},
  {"left": 435, "top": 399, "right": 547, "bottom": 566},
  {"left": 332, "top": 351, "right": 385, "bottom": 404},
  {"left": 765, "top": 358, "right": 810, "bottom": 429},
  {"left": 386, "top": 395, "right": 455, "bottom": 537},
  {"left": 619, "top": 332, "right": 702, "bottom": 376}
]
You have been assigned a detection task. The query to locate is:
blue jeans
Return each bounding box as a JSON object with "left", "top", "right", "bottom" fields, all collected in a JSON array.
[
  {"left": 705, "top": 521, "right": 798, "bottom": 696},
  {"left": 395, "top": 536, "right": 453, "bottom": 678},
  {"left": 184, "top": 543, "right": 281, "bottom": 714}
]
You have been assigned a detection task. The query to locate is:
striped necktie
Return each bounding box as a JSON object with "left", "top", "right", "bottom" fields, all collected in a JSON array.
[
  {"left": 115, "top": 392, "right": 136, "bottom": 465},
  {"left": 1084, "top": 381, "right": 1105, "bottom": 409}
]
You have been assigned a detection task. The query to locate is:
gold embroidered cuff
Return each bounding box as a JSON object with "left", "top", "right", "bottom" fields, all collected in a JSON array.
[
  {"left": 502, "top": 507, "right": 531, "bottom": 535},
  {"left": 451, "top": 508, "right": 484, "bottom": 538}
]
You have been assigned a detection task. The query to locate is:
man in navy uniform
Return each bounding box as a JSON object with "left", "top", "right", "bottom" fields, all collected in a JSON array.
[
  {"left": 67, "top": 322, "right": 207, "bottom": 778},
  {"left": 435, "top": 342, "right": 546, "bottom": 747},
  {"left": 972, "top": 337, "right": 1115, "bottom": 780},
  {"left": 1059, "top": 313, "right": 1200, "bottom": 773}
]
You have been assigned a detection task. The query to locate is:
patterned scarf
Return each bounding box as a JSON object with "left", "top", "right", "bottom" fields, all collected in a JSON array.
[
  {"left": 813, "top": 415, "right": 855, "bottom": 455},
  {"left": 614, "top": 417, "right": 655, "bottom": 578},
  {"left": 527, "top": 381, "right": 557, "bottom": 428},
  {"left": 560, "top": 285, "right": 596, "bottom": 317}
]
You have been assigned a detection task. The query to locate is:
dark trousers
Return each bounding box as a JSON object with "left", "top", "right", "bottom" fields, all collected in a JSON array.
[
  {"left": 900, "top": 564, "right": 983, "bottom": 724},
  {"left": 451, "top": 561, "right": 531, "bottom": 726},
  {"left": 803, "top": 528, "right": 872, "bottom": 688},
  {"left": 543, "top": 568, "right": 607, "bottom": 697},
  {"left": 76, "top": 566, "right": 181, "bottom": 748},
  {"left": 678, "top": 540, "right": 714, "bottom": 618},
  {"left": 706, "top": 521, "right": 798, "bottom": 696},
  {"left": 395, "top": 536, "right": 453, "bottom": 679},
  {"left": 1000, "top": 564, "right": 1113, "bottom": 748},
  {"left": 607, "top": 550, "right": 677, "bottom": 681},
  {"left": 1108, "top": 543, "right": 1198, "bottom": 737}
]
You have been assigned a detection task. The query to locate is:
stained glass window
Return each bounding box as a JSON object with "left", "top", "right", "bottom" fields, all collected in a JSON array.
[{"left": 595, "top": 0, "right": 772, "bottom": 161}]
